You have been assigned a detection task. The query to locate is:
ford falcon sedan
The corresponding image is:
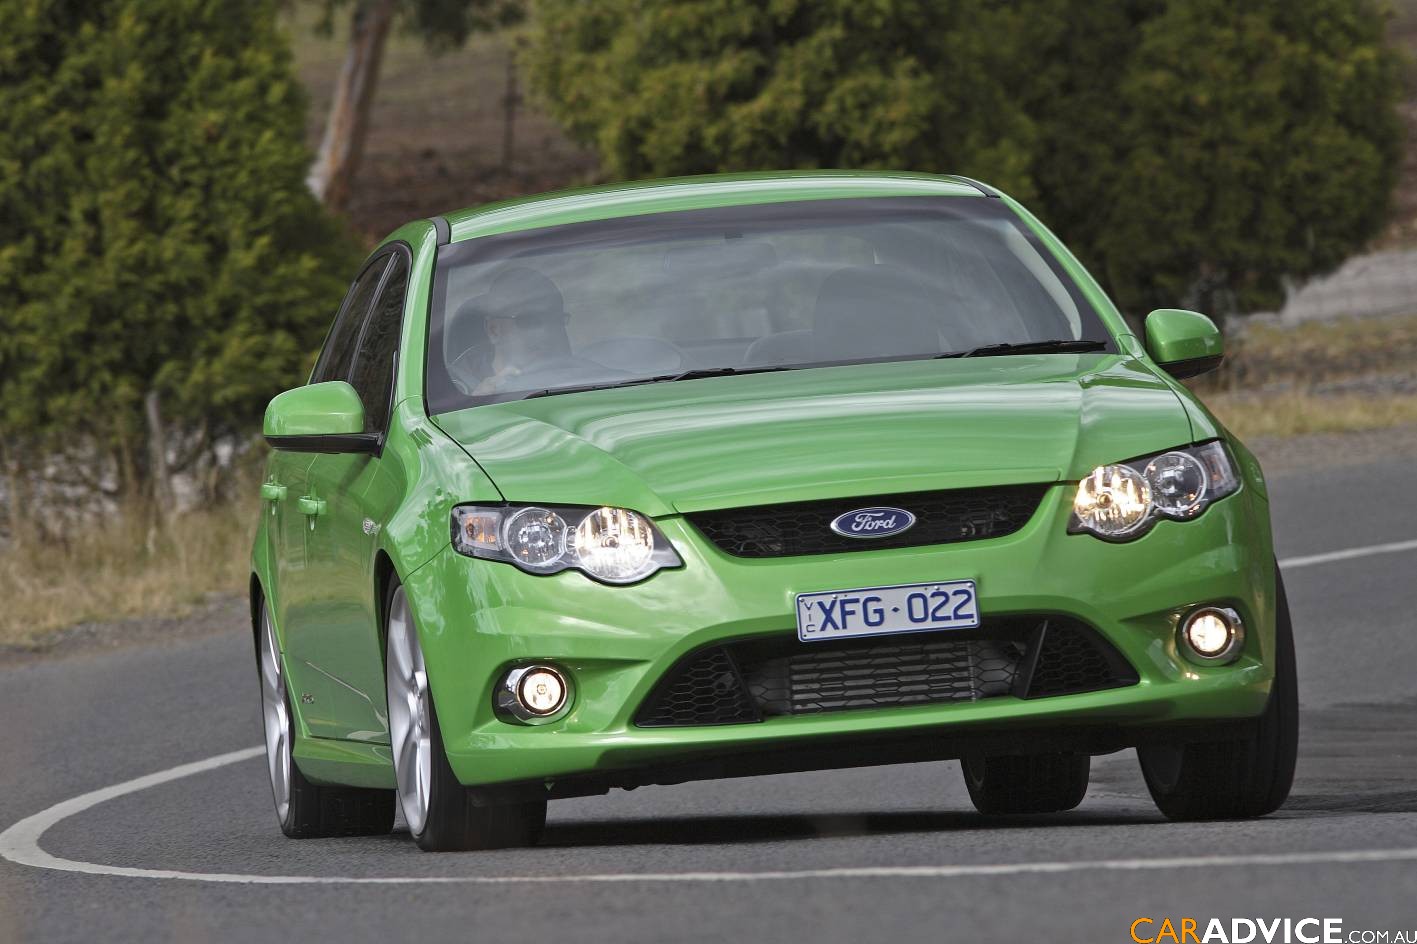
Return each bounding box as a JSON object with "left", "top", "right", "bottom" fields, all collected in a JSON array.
[{"left": 252, "top": 171, "right": 1296, "bottom": 851}]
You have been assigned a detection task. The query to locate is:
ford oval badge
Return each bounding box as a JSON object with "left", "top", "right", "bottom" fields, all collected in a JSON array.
[{"left": 829, "top": 506, "right": 916, "bottom": 539}]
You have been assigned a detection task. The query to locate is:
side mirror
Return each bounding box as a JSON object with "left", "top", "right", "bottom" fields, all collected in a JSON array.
[
  {"left": 1144, "top": 309, "right": 1224, "bottom": 379},
  {"left": 263, "top": 381, "right": 376, "bottom": 453}
]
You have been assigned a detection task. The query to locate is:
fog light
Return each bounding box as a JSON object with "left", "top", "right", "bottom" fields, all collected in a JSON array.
[
  {"left": 520, "top": 669, "right": 564, "bottom": 714},
  {"left": 1179, "top": 606, "right": 1244, "bottom": 663},
  {"left": 496, "top": 664, "right": 570, "bottom": 722}
]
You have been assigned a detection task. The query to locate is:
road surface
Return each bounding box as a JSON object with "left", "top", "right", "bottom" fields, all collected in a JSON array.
[{"left": 1, "top": 447, "right": 1414, "bottom": 943}]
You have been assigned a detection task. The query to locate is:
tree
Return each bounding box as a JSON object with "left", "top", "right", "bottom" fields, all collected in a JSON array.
[
  {"left": 306, "top": 0, "right": 524, "bottom": 212},
  {"left": 526, "top": 0, "right": 1042, "bottom": 197},
  {"left": 0, "top": 0, "right": 359, "bottom": 515},
  {"left": 1096, "top": 0, "right": 1403, "bottom": 313},
  {"left": 525, "top": 0, "right": 1403, "bottom": 319}
]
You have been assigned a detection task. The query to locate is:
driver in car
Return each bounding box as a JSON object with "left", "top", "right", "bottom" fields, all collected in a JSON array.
[{"left": 471, "top": 267, "right": 578, "bottom": 395}]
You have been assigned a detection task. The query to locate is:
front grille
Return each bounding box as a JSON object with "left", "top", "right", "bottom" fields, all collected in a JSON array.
[
  {"left": 740, "top": 636, "right": 1024, "bottom": 715},
  {"left": 634, "top": 618, "right": 1137, "bottom": 727},
  {"left": 1023, "top": 620, "right": 1138, "bottom": 698},
  {"left": 686, "top": 485, "right": 1049, "bottom": 558}
]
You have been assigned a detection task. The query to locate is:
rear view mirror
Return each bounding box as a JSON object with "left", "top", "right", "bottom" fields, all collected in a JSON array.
[
  {"left": 661, "top": 239, "right": 779, "bottom": 277},
  {"left": 1144, "top": 309, "right": 1224, "bottom": 379},
  {"left": 264, "top": 381, "right": 376, "bottom": 453}
]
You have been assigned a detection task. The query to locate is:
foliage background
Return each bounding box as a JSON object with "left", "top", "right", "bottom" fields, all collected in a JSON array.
[
  {"left": 0, "top": 0, "right": 1413, "bottom": 643},
  {"left": 0, "top": 0, "right": 358, "bottom": 505},
  {"left": 525, "top": 0, "right": 1405, "bottom": 318}
]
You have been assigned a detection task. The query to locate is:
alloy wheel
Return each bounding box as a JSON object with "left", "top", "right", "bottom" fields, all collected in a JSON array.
[
  {"left": 258, "top": 605, "right": 291, "bottom": 823},
  {"left": 385, "top": 587, "right": 433, "bottom": 835}
]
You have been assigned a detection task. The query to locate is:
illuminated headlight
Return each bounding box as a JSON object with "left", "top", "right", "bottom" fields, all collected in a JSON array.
[
  {"left": 1069, "top": 441, "right": 1240, "bottom": 541},
  {"left": 1072, "top": 464, "right": 1152, "bottom": 538},
  {"left": 452, "top": 504, "right": 682, "bottom": 584}
]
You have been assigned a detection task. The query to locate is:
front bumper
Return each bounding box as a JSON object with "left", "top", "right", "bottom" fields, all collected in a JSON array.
[{"left": 405, "top": 482, "right": 1277, "bottom": 789}]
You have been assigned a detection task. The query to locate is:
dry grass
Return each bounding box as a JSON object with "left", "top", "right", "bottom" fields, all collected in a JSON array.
[
  {"left": 1190, "top": 312, "right": 1417, "bottom": 440},
  {"left": 1203, "top": 391, "right": 1417, "bottom": 440},
  {"left": 1207, "top": 313, "right": 1417, "bottom": 390},
  {"left": 0, "top": 500, "right": 253, "bottom": 648}
]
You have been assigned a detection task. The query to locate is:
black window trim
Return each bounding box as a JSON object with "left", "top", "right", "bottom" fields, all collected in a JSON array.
[
  {"left": 349, "top": 242, "right": 414, "bottom": 454},
  {"left": 305, "top": 241, "right": 413, "bottom": 457},
  {"left": 311, "top": 252, "right": 393, "bottom": 386}
]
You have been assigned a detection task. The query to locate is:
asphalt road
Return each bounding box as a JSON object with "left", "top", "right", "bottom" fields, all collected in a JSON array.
[{"left": 1, "top": 447, "right": 1415, "bottom": 943}]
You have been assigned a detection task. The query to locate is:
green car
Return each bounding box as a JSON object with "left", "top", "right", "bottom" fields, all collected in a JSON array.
[{"left": 251, "top": 171, "right": 1297, "bottom": 852}]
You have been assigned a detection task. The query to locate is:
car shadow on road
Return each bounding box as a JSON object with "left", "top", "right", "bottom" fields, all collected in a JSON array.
[
  {"left": 536, "top": 809, "right": 1163, "bottom": 849},
  {"left": 1283, "top": 791, "right": 1417, "bottom": 814},
  {"left": 1286, "top": 699, "right": 1417, "bottom": 816}
]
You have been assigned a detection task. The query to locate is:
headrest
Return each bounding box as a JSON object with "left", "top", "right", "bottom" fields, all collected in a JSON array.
[
  {"left": 812, "top": 265, "right": 940, "bottom": 361},
  {"left": 447, "top": 294, "right": 491, "bottom": 359},
  {"left": 486, "top": 267, "right": 565, "bottom": 320}
]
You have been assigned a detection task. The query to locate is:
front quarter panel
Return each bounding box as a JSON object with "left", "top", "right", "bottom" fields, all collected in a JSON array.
[{"left": 379, "top": 399, "right": 505, "bottom": 580}]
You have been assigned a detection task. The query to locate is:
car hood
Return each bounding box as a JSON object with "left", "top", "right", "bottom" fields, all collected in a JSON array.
[{"left": 432, "top": 354, "right": 1194, "bottom": 516}]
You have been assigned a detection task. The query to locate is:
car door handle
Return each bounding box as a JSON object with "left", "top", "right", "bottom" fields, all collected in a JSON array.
[
  {"left": 260, "top": 483, "right": 287, "bottom": 502},
  {"left": 297, "top": 496, "right": 327, "bottom": 517}
]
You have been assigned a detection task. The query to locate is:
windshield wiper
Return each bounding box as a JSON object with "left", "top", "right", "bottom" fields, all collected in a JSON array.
[
  {"left": 934, "top": 339, "right": 1107, "bottom": 359},
  {"left": 654, "top": 365, "right": 792, "bottom": 382},
  {"left": 522, "top": 364, "right": 793, "bottom": 400}
]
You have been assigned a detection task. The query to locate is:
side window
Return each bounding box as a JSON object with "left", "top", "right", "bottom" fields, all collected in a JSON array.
[
  {"left": 311, "top": 257, "right": 389, "bottom": 384},
  {"left": 348, "top": 254, "right": 409, "bottom": 435}
]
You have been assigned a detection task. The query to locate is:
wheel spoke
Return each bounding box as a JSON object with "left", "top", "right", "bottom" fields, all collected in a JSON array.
[
  {"left": 415, "top": 735, "right": 429, "bottom": 808},
  {"left": 395, "top": 732, "right": 418, "bottom": 787},
  {"left": 388, "top": 621, "right": 413, "bottom": 680},
  {"left": 260, "top": 618, "right": 282, "bottom": 695}
]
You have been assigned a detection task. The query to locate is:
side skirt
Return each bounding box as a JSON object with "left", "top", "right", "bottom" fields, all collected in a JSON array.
[{"left": 292, "top": 735, "right": 396, "bottom": 790}]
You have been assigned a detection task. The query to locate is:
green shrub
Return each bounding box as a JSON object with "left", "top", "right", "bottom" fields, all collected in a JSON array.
[
  {"left": 0, "top": 0, "right": 360, "bottom": 498},
  {"left": 525, "top": 0, "right": 1403, "bottom": 319}
]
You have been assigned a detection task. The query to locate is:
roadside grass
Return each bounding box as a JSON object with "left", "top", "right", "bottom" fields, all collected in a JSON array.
[
  {"left": 1203, "top": 391, "right": 1417, "bottom": 440},
  {"left": 1209, "top": 313, "right": 1417, "bottom": 389},
  {"left": 0, "top": 500, "right": 252, "bottom": 649},
  {"left": 1191, "top": 313, "right": 1417, "bottom": 440}
]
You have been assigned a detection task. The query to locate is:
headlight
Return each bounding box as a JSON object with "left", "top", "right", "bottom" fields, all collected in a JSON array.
[
  {"left": 1073, "top": 464, "right": 1151, "bottom": 538},
  {"left": 451, "top": 504, "right": 682, "bottom": 584},
  {"left": 1069, "top": 440, "right": 1240, "bottom": 541}
]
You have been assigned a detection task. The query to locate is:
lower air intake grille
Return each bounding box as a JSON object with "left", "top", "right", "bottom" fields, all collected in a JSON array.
[
  {"left": 1022, "top": 620, "right": 1139, "bottom": 698},
  {"left": 740, "top": 636, "right": 1023, "bottom": 716},
  {"left": 634, "top": 618, "right": 1137, "bottom": 727},
  {"left": 634, "top": 646, "right": 760, "bottom": 726}
]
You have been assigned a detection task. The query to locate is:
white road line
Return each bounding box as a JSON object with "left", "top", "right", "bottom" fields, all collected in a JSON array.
[
  {"left": 2, "top": 747, "right": 1416, "bottom": 886},
  {"left": 1279, "top": 537, "right": 1417, "bottom": 570},
  {"left": 1, "top": 536, "right": 1411, "bottom": 886}
]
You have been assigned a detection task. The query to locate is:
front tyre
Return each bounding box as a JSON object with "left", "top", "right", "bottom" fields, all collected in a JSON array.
[
  {"left": 1137, "top": 568, "right": 1299, "bottom": 821},
  {"left": 257, "top": 603, "right": 394, "bottom": 838},
  {"left": 962, "top": 753, "right": 1090, "bottom": 814},
  {"left": 384, "top": 582, "right": 546, "bottom": 852}
]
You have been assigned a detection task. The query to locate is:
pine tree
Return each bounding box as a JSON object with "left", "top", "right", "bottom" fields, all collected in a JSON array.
[{"left": 0, "top": 0, "right": 360, "bottom": 503}]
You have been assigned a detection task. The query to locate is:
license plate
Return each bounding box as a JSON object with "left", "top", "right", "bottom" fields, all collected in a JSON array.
[{"left": 795, "top": 580, "right": 979, "bottom": 643}]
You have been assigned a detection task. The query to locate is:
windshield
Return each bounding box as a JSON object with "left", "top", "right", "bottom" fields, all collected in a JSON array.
[{"left": 425, "top": 196, "right": 1112, "bottom": 412}]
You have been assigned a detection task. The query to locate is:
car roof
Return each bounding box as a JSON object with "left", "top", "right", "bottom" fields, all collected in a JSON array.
[{"left": 437, "top": 171, "right": 996, "bottom": 243}]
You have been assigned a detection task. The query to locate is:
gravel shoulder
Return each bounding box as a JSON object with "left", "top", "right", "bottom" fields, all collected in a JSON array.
[
  {"left": 0, "top": 594, "right": 248, "bottom": 668},
  {"left": 1245, "top": 422, "right": 1417, "bottom": 473}
]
